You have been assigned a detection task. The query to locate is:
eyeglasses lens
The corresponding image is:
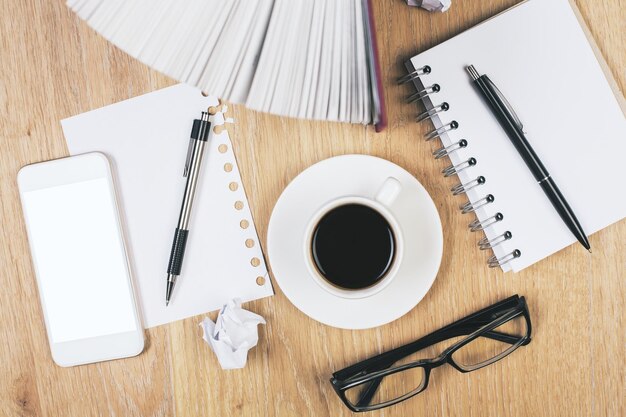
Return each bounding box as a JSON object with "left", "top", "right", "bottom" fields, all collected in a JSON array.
[
  {"left": 344, "top": 365, "right": 426, "bottom": 407},
  {"left": 451, "top": 314, "right": 527, "bottom": 371}
]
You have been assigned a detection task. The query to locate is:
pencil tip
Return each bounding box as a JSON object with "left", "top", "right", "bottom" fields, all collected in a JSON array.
[
  {"left": 588, "top": 249, "right": 592, "bottom": 254},
  {"left": 165, "top": 278, "right": 174, "bottom": 307}
]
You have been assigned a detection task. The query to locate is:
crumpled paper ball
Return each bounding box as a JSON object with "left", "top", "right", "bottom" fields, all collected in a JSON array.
[
  {"left": 407, "top": 0, "right": 452, "bottom": 12},
  {"left": 199, "top": 298, "right": 266, "bottom": 370}
]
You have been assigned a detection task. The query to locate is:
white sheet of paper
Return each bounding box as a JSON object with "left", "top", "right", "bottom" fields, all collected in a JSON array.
[
  {"left": 299, "top": 0, "right": 324, "bottom": 119},
  {"left": 407, "top": 0, "right": 626, "bottom": 271},
  {"left": 312, "top": 0, "right": 334, "bottom": 120},
  {"left": 61, "top": 84, "right": 273, "bottom": 327},
  {"left": 227, "top": 0, "right": 275, "bottom": 103}
]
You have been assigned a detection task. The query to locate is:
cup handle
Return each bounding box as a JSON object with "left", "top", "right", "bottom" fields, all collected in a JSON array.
[{"left": 375, "top": 177, "right": 402, "bottom": 207}]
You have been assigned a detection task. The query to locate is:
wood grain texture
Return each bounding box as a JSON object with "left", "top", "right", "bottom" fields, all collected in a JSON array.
[{"left": 1, "top": 0, "right": 624, "bottom": 416}]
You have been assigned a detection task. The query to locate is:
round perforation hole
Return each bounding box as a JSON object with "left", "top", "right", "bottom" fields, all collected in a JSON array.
[
  {"left": 208, "top": 106, "right": 218, "bottom": 115},
  {"left": 201, "top": 91, "right": 209, "bottom": 97},
  {"left": 224, "top": 163, "right": 233, "bottom": 172},
  {"left": 234, "top": 201, "right": 244, "bottom": 210},
  {"left": 245, "top": 239, "right": 255, "bottom": 248},
  {"left": 240, "top": 220, "right": 249, "bottom": 229},
  {"left": 214, "top": 125, "right": 225, "bottom": 135},
  {"left": 218, "top": 144, "right": 228, "bottom": 153},
  {"left": 250, "top": 257, "right": 260, "bottom": 267},
  {"left": 229, "top": 182, "right": 238, "bottom": 191},
  {"left": 256, "top": 276, "right": 265, "bottom": 286}
]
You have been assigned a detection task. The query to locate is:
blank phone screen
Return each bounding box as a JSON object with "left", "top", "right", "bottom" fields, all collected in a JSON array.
[{"left": 22, "top": 178, "right": 137, "bottom": 343}]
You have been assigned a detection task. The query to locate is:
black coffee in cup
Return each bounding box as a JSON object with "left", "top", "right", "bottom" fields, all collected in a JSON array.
[{"left": 311, "top": 203, "right": 395, "bottom": 290}]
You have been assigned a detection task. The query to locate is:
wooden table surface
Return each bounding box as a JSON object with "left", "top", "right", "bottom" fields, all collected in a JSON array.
[{"left": 1, "top": 0, "right": 624, "bottom": 416}]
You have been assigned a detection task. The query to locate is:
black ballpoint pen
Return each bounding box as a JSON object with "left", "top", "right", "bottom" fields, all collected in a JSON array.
[
  {"left": 466, "top": 65, "right": 591, "bottom": 252},
  {"left": 165, "top": 112, "right": 212, "bottom": 306}
]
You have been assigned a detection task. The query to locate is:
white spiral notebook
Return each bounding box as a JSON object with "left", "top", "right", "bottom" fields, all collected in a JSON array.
[
  {"left": 402, "top": 0, "right": 626, "bottom": 272},
  {"left": 61, "top": 84, "right": 273, "bottom": 327}
]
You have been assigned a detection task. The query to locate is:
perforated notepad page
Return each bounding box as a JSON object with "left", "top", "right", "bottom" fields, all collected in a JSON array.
[
  {"left": 408, "top": 0, "right": 626, "bottom": 271},
  {"left": 61, "top": 84, "right": 273, "bottom": 327}
]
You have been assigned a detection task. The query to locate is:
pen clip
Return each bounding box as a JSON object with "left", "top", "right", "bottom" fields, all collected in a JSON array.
[
  {"left": 184, "top": 119, "right": 203, "bottom": 177},
  {"left": 183, "top": 138, "right": 194, "bottom": 177},
  {"left": 484, "top": 76, "right": 524, "bottom": 131}
]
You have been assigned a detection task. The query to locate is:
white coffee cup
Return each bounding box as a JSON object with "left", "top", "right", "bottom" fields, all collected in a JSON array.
[{"left": 303, "top": 177, "right": 404, "bottom": 299}]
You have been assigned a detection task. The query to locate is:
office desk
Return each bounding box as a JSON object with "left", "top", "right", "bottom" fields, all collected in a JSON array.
[{"left": 0, "top": 1, "right": 623, "bottom": 416}]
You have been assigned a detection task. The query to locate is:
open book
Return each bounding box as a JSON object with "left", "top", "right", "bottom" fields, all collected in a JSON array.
[{"left": 67, "top": 0, "right": 386, "bottom": 130}]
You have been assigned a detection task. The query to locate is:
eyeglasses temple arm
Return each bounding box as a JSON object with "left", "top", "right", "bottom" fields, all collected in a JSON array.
[{"left": 354, "top": 378, "right": 384, "bottom": 408}]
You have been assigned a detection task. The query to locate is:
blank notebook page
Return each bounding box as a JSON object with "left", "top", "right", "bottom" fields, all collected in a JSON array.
[{"left": 407, "top": 0, "right": 626, "bottom": 271}]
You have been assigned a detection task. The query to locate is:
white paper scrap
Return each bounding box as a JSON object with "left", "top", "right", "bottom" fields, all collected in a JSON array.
[
  {"left": 407, "top": 0, "right": 451, "bottom": 12},
  {"left": 200, "top": 299, "right": 266, "bottom": 370}
]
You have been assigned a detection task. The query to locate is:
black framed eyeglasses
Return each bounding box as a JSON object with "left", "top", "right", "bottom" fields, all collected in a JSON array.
[{"left": 330, "top": 295, "right": 532, "bottom": 412}]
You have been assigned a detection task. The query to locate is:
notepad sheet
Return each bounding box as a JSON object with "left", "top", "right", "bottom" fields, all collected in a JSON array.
[
  {"left": 407, "top": 0, "right": 626, "bottom": 271},
  {"left": 61, "top": 84, "right": 273, "bottom": 327}
]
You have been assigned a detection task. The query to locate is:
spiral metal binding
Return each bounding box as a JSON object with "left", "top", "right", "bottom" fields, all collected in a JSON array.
[
  {"left": 488, "top": 249, "right": 521, "bottom": 268},
  {"left": 417, "top": 102, "right": 449, "bottom": 122},
  {"left": 403, "top": 62, "right": 521, "bottom": 269},
  {"left": 469, "top": 212, "right": 503, "bottom": 231},
  {"left": 398, "top": 65, "right": 431, "bottom": 84},
  {"left": 407, "top": 84, "right": 440, "bottom": 103},
  {"left": 425, "top": 120, "right": 458, "bottom": 141},
  {"left": 451, "top": 176, "right": 485, "bottom": 195},
  {"left": 442, "top": 157, "right": 476, "bottom": 177},
  {"left": 479, "top": 231, "right": 512, "bottom": 250},
  {"left": 433, "top": 139, "right": 467, "bottom": 159},
  {"left": 460, "top": 194, "right": 494, "bottom": 214}
]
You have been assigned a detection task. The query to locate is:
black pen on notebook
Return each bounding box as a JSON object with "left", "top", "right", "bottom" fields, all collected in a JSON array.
[
  {"left": 165, "top": 112, "right": 212, "bottom": 306},
  {"left": 466, "top": 65, "right": 591, "bottom": 252}
]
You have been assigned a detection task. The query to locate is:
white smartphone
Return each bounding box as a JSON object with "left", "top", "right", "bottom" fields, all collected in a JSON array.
[{"left": 18, "top": 152, "right": 144, "bottom": 367}]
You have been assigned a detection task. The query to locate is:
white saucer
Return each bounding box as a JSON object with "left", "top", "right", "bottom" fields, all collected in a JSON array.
[{"left": 267, "top": 155, "right": 443, "bottom": 329}]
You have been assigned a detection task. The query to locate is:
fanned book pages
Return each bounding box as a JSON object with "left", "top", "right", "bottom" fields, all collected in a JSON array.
[
  {"left": 66, "top": 0, "right": 387, "bottom": 131},
  {"left": 61, "top": 84, "right": 274, "bottom": 327},
  {"left": 401, "top": 0, "right": 626, "bottom": 272}
]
